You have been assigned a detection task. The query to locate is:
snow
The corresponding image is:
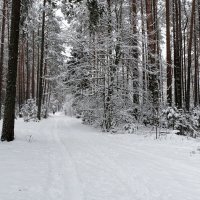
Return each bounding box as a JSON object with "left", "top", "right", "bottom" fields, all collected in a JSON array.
[{"left": 0, "top": 113, "right": 200, "bottom": 200}]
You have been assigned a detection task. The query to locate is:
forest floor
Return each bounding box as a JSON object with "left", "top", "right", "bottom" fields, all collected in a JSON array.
[{"left": 0, "top": 113, "right": 200, "bottom": 200}]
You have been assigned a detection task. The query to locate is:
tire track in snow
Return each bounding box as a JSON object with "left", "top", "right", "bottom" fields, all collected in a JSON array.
[
  {"left": 46, "top": 114, "right": 200, "bottom": 200},
  {"left": 42, "top": 115, "right": 84, "bottom": 200},
  {"left": 51, "top": 116, "right": 85, "bottom": 200},
  {"left": 56, "top": 116, "right": 151, "bottom": 200}
]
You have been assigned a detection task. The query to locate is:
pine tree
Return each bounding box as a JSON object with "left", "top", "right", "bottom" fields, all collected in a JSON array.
[
  {"left": 186, "top": 0, "right": 195, "bottom": 111},
  {"left": 1, "top": 0, "right": 22, "bottom": 141},
  {"left": 166, "top": 0, "right": 172, "bottom": 106},
  {"left": 0, "top": 0, "right": 7, "bottom": 119},
  {"left": 37, "top": 0, "right": 47, "bottom": 120}
]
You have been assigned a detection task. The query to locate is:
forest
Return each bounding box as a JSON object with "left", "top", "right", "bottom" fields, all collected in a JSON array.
[
  {"left": 0, "top": 0, "right": 199, "bottom": 141},
  {"left": 64, "top": 0, "right": 200, "bottom": 136},
  {"left": 1, "top": 1, "right": 200, "bottom": 199}
]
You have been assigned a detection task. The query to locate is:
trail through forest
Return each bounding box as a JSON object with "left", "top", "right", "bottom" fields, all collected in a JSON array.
[{"left": 0, "top": 113, "right": 200, "bottom": 200}]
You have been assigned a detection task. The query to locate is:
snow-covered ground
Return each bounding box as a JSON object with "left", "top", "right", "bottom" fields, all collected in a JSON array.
[{"left": 0, "top": 113, "right": 200, "bottom": 200}]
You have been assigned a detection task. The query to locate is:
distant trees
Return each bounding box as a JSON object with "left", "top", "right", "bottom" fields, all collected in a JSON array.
[
  {"left": 61, "top": 0, "right": 200, "bottom": 131},
  {"left": 1, "top": 0, "right": 200, "bottom": 140},
  {"left": 0, "top": 0, "right": 66, "bottom": 141},
  {"left": 17, "top": 0, "right": 65, "bottom": 120}
]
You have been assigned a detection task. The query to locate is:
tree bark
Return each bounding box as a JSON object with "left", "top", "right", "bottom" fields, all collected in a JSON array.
[
  {"left": 103, "top": 0, "right": 113, "bottom": 131},
  {"left": 1, "top": 0, "right": 21, "bottom": 141},
  {"left": 173, "top": 0, "right": 182, "bottom": 109},
  {"left": 132, "top": 0, "right": 139, "bottom": 104},
  {"left": 26, "top": 38, "right": 30, "bottom": 100},
  {"left": 37, "top": 0, "right": 46, "bottom": 120},
  {"left": 194, "top": 12, "right": 199, "bottom": 107},
  {"left": 0, "top": 0, "right": 7, "bottom": 119},
  {"left": 186, "top": 0, "right": 195, "bottom": 111},
  {"left": 166, "top": 0, "right": 172, "bottom": 106},
  {"left": 32, "top": 31, "right": 35, "bottom": 99},
  {"left": 145, "top": 0, "right": 158, "bottom": 108}
]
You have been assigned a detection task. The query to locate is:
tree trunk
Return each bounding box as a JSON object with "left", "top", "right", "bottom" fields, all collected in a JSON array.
[
  {"left": 166, "top": 0, "right": 172, "bottom": 106},
  {"left": 36, "top": 28, "right": 40, "bottom": 104},
  {"left": 194, "top": 12, "right": 199, "bottom": 107},
  {"left": 141, "top": 0, "right": 147, "bottom": 104},
  {"left": 37, "top": 0, "right": 46, "bottom": 120},
  {"left": 145, "top": 0, "right": 158, "bottom": 108},
  {"left": 32, "top": 31, "right": 35, "bottom": 99},
  {"left": 186, "top": 0, "right": 195, "bottom": 111},
  {"left": 132, "top": 0, "right": 139, "bottom": 104},
  {"left": 1, "top": 0, "right": 21, "bottom": 141},
  {"left": 26, "top": 38, "right": 30, "bottom": 100},
  {"left": 173, "top": 0, "right": 182, "bottom": 109},
  {"left": 0, "top": 0, "right": 7, "bottom": 119},
  {"left": 103, "top": 0, "right": 113, "bottom": 131}
]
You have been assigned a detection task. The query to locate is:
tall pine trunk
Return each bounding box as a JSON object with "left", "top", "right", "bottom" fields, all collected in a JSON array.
[
  {"left": 26, "top": 39, "right": 30, "bottom": 101},
  {"left": 173, "top": 0, "right": 182, "bottom": 108},
  {"left": 0, "top": 0, "right": 7, "bottom": 119},
  {"left": 145, "top": 0, "right": 158, "bottom": 108},
  {"left": 32, "top": 31, "right": 35, "bottom": 99},
  {"left": 1, "top": 0, "right": 21, "bottom": 141},
  {"left": 186, "top": 0, "right": 195, "bottom": 111},
  {"left": 166, "top": 0, "right": 172, "bottom": 106},
  {"left": 37, "top": 0, "right": 46, "bottom": 120},
  {"left": 103, "top": 0, "right": 113, "bottom": 131},
  {"left": 194, "top": 13, "right": 199, "bottom": 107},
  {"left": 132, "top": 0, "right": 139, "bottom": 105}
]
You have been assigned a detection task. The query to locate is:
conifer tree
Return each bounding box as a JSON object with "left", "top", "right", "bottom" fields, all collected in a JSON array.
[{"left": 1, "top": 0, "right": 22, "bottom": 141}]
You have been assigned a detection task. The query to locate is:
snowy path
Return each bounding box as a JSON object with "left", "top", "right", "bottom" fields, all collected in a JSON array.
[{"left": 0, "top": 113, "right": 200, "bottom": 200}]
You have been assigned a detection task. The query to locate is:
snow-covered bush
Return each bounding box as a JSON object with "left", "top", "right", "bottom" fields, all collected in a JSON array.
[
  {"left": 139, "top": 105, "right": 159, "bottom": 127},
  {"left": 72, "top": 93, "right": 102, "bottom": 126},
  {"left": 123, "top": 124, "right": 137, "bottom": 134},
  {"left": 20, "top": 99, "right": 49, "bottom": 121},
  {"left": 41, "top": 105, "right": 48, "bottom": 119},
  {"left": 191, "top": 107, "right": 200, "bottom": 129},
  {"left": 21, "top": 99, "right": 38, "bottom": 122},
  {"left": 112, "top": 109, "right": 137, "bottom": 127},
  {"left": 63, "top": 94, "right": 75, "bottom": 116},
  {"left": 162, "top": 107, "right": 180, "bottom": 129},
  {"left": 162, "top": 107, "right": 199, "bottom": 137}
]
